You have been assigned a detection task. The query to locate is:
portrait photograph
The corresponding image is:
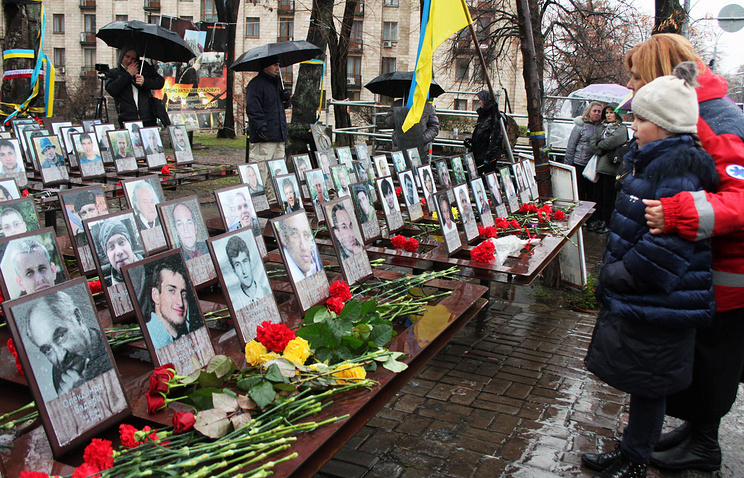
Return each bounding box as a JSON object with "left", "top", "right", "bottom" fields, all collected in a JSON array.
[
  {"left": 512, "top": 161, "right": 530, "bottom": 205},
  {"left": 499, "top": 166, "right": 520, "bottom": 214},
  {"left": 471, "top": 178, "right": 495, "bottom": 228},
  {"left": 122, "top": 175, "right": 168, "bottom": 254},
  {"left": 84, "top": 210, "right": 143, "bottom": 321},
  {"left": 376, "top": 176, "right": 404, "bottom": 233},
  {"left": 157, "top": 196, "right": 217, "bottom": 287},
  {"left": 58, "top": 186, "right": 109, "bottom": 275},
  {"left": 417, "top": 165, "right": 437, "bottom": 203},
  {"left": 0, "top": 178, "right": 21, "bottom": 201},
  {"left": 436, "top": 160, "right": 453, "bottom": 189},
  {"left": 275, "top": 173, "right": 303, "bottom": 215},
  {"left": 521, "top": 159, "right": 540, "bottom": 199},
  {"left": 433, "top": 191, "right": 462, "bottom": 255},
  {"left": 140, "top": 126, "right": 167, "bottom": 169},
  {"left": 123, "top": 250, "right": 215, "bottom": 374},
  {"left": 304, "top": 169, "right": 330, "bottom": 222},
  {"left": 399, "top": 170, "right": 423, "bottom": 221},
  {"left": 93, "top": 123, "right": 115, "bottom": 164},
  {"left": 484, "top": 171, "right": 507, "bottom": 217},
  {"left": 59, "top": 125, "right": 81, "bottom": 159},
  {"left": 335, "top": 146, "right": 353, "bottom": 170},
  {"left": 2, "top": 278, "right": 129, "bottom": 457},
  {"left": 11, "top": 120, "right": 38, "bottom": 157},
  {"left": 124, "top": 121, "right": 146, "bottom": 159},
  {"left": 22, "top": 127, "right": 45, "bottom": 170},
  {"left": 454, "top": 184, "right": 479, "bottom": 242},
  {"left": 82, "top": 119, "right": 102, "bottom": 132},
  {"left": 237, "top": 163, "right": 269, "bottom": 212},
  {"left": 331, "top": 164, "right": 352, "bottom": 198},
  {"left": 323, "top": 197, "right": 372, "bottom": 285},
  {"left": 314, "top": 149, "right": 336, "bottom": 189},
  {"left": 373, "top": 154, "right": 390, "bottom": 177},
  {"left": 50, "top": 120, "right": 72, "bottom": 141},
  {"left": 0, "top": 138, "right": 28, "bottom": 187},
  {"left": 0, "top": 227, "right": 68, "bottom": 301},
  {"left": 451, "top": 156, "right": 467, "bottom": 185},
  {"left": 32, "top": 135, "right": 69, "bottom": 186},
  {"left": 0, "top": 197, "right": 40, "bottom": 238},
  {"left": 213, "top": 184, "right": 267, "bottom": 259},
  {"left": 267, "top": 158, "right": 289, "bottom": 180},
  {"left": 207, "top": 229, "right": 280, "bottom": 346},
  {"left": 169, "top": 125, "right": 194, "bottom": 164},
  {"left": 291, "top": 154, "right": 312, "bottom": 200},
  {"left": 107, "top": 130, "right": 138, "bottom": 174},
  {"left": 350, "top": 182, "right": 380, "bottom": 243},
  {"left": 391, "top": 150, "right": 407, "bottom": 173},
  {"left": 464, "top": 152, "right": 478, "bottom": 179},
  {"left": 270, "top": 210, "right": 329, "bottom": 313},
  {"left": 352, "top": 159, "right": 368, "bottom": 186},
  {"left": 71, "top": 132, "right": 105, "bottom": 179},
  {"left": 354, "top": 143, "right": 371, "bottom": 165},
  {"left": 406, "top": 147, "right": 423, "bottom": 169}
]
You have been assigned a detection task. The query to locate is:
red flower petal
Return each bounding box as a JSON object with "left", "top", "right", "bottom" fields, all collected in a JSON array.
[
  {"left": 403, "top": 237, "right": 419, "bottom": 252},
  {"left": 83, "top": 438, "right": 114, "bottom": 470},
  {"left": 172, "top": 411, "right": 196, "bottom": 433}
]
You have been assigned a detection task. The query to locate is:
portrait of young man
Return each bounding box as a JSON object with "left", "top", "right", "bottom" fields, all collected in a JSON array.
[
  {"left": 239, "top": 163, "right": 265, "bottom": 197},
  {"left": 350, "top": 183, "right": 381, "bottom": 243},
  {"left": 329, "top": 202, "right": 364, "bottom": 260},
  {"left": 278, "top": 175, "right": 302, "bottom": 214},
  {"left": 0, "top": 139, "right": 24, "bottom": 175}
]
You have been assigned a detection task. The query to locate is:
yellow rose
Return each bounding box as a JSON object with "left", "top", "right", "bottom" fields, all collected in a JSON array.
[
  {"left": 282, "top": 337, "right": 311, "bottom": 365},
  {"left": 333, "top": 365, "right": 367, "bottom": 384},
  {"left": 258, "top": 352, "right": 281, "bottom": 365},
  {"left": 245, "top": 340, "right": 268, "bottom": 366}
]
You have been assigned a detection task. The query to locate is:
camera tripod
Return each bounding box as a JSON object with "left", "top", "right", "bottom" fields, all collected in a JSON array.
[{"left": 94, "top": 73, "right": 109, "bottom": 122}]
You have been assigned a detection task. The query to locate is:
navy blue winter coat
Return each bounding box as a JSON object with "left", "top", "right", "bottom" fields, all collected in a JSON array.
[
  {"left": 245, "top": 71, "right": 290, "bottom": 143},
  {"left": 585, "top": 135, "right": 718, "bottom": 398}
]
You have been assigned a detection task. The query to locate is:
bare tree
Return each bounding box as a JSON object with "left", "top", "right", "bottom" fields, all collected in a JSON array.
[{"left": 214, "top": 0, "right": 240, "bottom": 139}]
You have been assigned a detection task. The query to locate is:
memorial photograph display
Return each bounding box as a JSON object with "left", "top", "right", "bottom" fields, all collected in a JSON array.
[
  {"left": 237, "top": 163, "right": 269, "bottom": 211},
  {"left": 157, "top": 196, "right": 217, "bottom": 287},
  {"left": 123, "top": 250, "right": 216, "bottom": 374},
  {"left": 335, "top": 146, "right": 353, "bottom": 170},
  {"left": 22, "top": 127, "right": 46, "bottom": 170},
  {"left": 291, "top": 154, "right": 312, "bottom": 200},
  {"left": 0, "top": 197, "right": 40, "bottom": 238},
  {"left": 376, "top": 176, "right": 404, "bottom": 233},
  {"left": 2, "top": 278, "right": 130, "bottom": 457},
  {"left": 0, "top": 138, "right": 28, "bottom": 186},
  {"left": 124, "top": 121, "right": 146, "bottom": 160},
  {"left": 0, "top": 227, "right": 68, "bottom": 301},
  {"left": 275, "top": 173, "right": 303, "bottom": 214},
  {"left": 451, "top": 156, "right": 467, "bottom": 184},
  {"left": 71, "top": 132, "right": 105, "bottom": 179},
  {"left": 84, "top": 210, "right": 144, "bottom": 321},
  {"left": 93, "top": 123, "right": 115, "bottom": 164},
  {"left": 315, "top": 149, "right": 336, "bottom": 189},
  {"left": 323, "top": 197, "right": 373, "bottom": 285},
  {"left": 464, "top": 152, "right": 478, "bottom": 179},
  {"left": 399, "top": 170, "right": 423, "bottom": 221},
  {"left": 31, "top": 135, "right": 69, "bottom": 185},
  {"left": 214, "top": 184, "right": 267, "bottom": 259},
  {"left": 0, "top": 178, "right": 21, "bottom": 201},
  {"left": 522, "top": 159, "right": 540, "bottom": 199},
  {"left": 350, "top": 182, "right": 381, "bottom": 243},
  {"left": 471, "top": 178, "right": 495, "bottom": 228},
  {"left": 58, "top": 186, "right": 109, "bottom": 275},
  {"left": 435, "top": 160, "right": 453, "bottom": 189},
  {"left": 14, "top": 121, "right": 40, "bottom": 165},
  {"left": 499, "top": 166, "right": 520, "bottom": 214},
  {"left": 454, "top": 184, "right": 479, "bottom": 242},
  {"left": 373, "top": 154, "right": 391, "bottom": 177},
  {"left": 207, "top": 229, "right": 281, "bottom": 346},
  {"left": 433, "top": 191, "right": 462, "bottom": 254},
  {"left": 140, "top": 126, "right": 167, "bottom": 169},
  {"left": 82, "top": 119, "right": 101, "bottom": 132},
  {"left": 406, "top": 147, "right": 423, "bottom": 169},
  {"left": 107, "top": 130, "right": 138, "bottom": 174},
  {"left": 391, "top": 151, "right": 407, "bottom": 173},
  {"left": 304, "top": 169, "right": 330, "bottom": 221},
  {"left": 331, "top": 164, "right": 352, "bottom": 197},
  {"left": 485, "top": 172, "right": 509, "bottom": 218},
  {"left": 512, "top": 161, "right": 532, "bottom": 204},
  {"left": 354, "top": 143, "right": 371, "bottom": 165},
  {"left": 49, "top": 120, "right": 72, "bottom": 144},
  {"left": 267, "top": 158, "right": 288, "bottom": 180},
  {"left": 169, "top": 125, "right": 194, "bottom": 164},
  {"left": 58, "top": 126, "right": 81, "bottom": 167},
  {"left": 270, "top": 211, "right": 330, "bottom": 312},
  {"left": 417, "top": 165, "right": 437, "bottom": 202},
  {"left": 121, "top": 176, "right": 168, "bottom": 255}
]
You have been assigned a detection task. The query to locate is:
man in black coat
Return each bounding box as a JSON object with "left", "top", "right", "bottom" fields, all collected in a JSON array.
[{"left": 105, "top": 47, "right": 165, "bottom": 128}]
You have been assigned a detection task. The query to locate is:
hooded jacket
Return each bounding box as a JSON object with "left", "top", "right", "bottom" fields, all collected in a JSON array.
[
  {"left": 105, "top": 49, "right": 165, "bottom": 128},
  {"left": 469, "top": 91, "right": 505, "bottom": 166},
  {"left": 245, "top": 70, "right": 290, "bottom": 143}
]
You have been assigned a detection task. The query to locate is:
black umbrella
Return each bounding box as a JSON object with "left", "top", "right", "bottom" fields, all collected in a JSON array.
[
  {"left": 230, "top": 41, "right": 322, "bottom": 71},
  {"left": 97, "top": 20, "right": 196, "bottom": 64},
  {"left": 365, "top": 71, "right": 446, "bottom": 99}
]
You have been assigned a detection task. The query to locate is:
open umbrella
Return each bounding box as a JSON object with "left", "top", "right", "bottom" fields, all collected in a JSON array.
[
  {"left": 96, "top": 20, "right": 196, "bottom": 63},
  {"left": 231, "top": 41, "right": 322, "bottom": 71},
  {"left": 569, "top": 84, "right": 631, "bottom": 105},
  {"left": 365, "top": 71, "right": 445, "bottom": 99}
]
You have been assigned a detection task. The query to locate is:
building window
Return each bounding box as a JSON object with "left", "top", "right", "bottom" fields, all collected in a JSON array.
[
  {"left": 115, "top": 15, "right": 128, "bottom": 22},
  {"left": 347, "top": 56, "right": 361, "bottom": 87},
  {"left": 473, "top": 62, "right": 486, "bottom": 83},
  {"left": 279, "top": 18, "right": 293, "bottom": 42},
  {"left": 350, "top": 21, "right": 362, "bottom": 49},
  {"left": 202, "top": 0, "right": 218, "bottom": 22},
  {"left": 53, "top": 48, "right": 65, "bottom": 67},
  {"left": 381, "top": 57, "right": 396, "bottom": 75},
  {"left": 383, "top": 0, "right": 398, "bottom": 5},
  {"left": 182, "top": 16, "right": 193, "bottom": 21},
  {"left": 383, "top": 22, "right": 397, "bottom": 42},
  {"left": 456, "top": 59, "right": 469, "bottom": 81},
  {"left": 147, "top": 15, "right": 160, "bottom": 24},
  {"left": 245, "top": 17, "right": 259, "bottom": 38},
  {"left": 84, "top": 14, "right": 96, "bottom": 33},
  {"left": 280, "top": 65, "right": 293, "bottom": 89},
  {"left": 84, "top": 48, "right": 96, "bottom": 67},
  {"left": 53, "top": 14, "right": 65, "bottom": 34},
  {"left": 454, "top": 99, "right": 468, "bottom": 110}
]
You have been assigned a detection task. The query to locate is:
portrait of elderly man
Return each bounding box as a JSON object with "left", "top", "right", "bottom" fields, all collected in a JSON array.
[
  {"left": 172, "top": 202, "right": 208, "bottom": 259},
  {"left": 474, "top": 182, "right": 491, "bottom": 216},
  {"left": 143, "top": 128, "right": 164, "bottom": 155},
  {"left": 225, "top": 234, "right": 271, "bottom": 310},
  {"left": 281, "top": 178, "right": 301, "bottom": 214},
  {"left": 98, "top": 218, "right": 142, "bottom": 286},
  {"left": 9, "top": 237, "right": 62, "bottom": 298},
  {"left": 25, "top": 290, "right": 112, "bottom": 396},
  {"left": 1, "top": 207, "right": 28, "bottom": 237},
  {"left": 130, "top": 181, "right": 161, "bottom": 230},
  {"left": 277, "top": 213, "right": 322, "bottom": 282},
  {"left": 330, "top": 203, "right": 363, "bottom": 260},
  {"left": 227, "top": 190, "right": 261, "bottom": 237},
  {"left": 0, "top": 140, "right": 22, "bottom": 174},
  {"left": 308, "top": 171, "right": 329, "bottom": 206}
]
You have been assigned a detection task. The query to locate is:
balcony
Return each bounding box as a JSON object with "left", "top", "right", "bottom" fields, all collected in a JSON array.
[
  {"left": 349, "top": 40, "right": 363, "bottom": 53},
  {"left": 278, "top": 0, "right": 293, "bottom": 14},
  {"left": 80, "top": 66, "right": 97, "bottom": 78},
  {"left": 80, "top": 32, "right": 96, "bottom": 45},
  {"left": 79, "top": 0, "right": 95, "bottom": 9},
  {"left": 144, "top": 0, "right": 160, "bottom": 11},
  {"left": 347, "top": 74, "right": 361, "bottom": 88}
]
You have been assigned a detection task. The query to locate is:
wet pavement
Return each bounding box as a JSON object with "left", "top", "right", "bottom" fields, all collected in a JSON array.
[{"left": 316, "top": 229, "right": 744, "bottom": 478}]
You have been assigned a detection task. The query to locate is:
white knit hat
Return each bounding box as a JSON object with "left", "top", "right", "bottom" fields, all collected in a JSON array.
[{"left": 631, "top": 61, "right": 699, "bottom": 134}]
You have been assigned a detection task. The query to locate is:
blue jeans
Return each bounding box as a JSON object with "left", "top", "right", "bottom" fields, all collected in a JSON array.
[{"left": 621, "top": 394, "right": 666, "bottom": 464}]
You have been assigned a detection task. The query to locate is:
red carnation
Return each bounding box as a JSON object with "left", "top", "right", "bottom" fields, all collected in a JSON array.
[
  {"left": 403, "top": 237, "right": 419, "bottom": 252},
  {"left": 390, "top": 235, "right": 407, "bottom": 249},
  {"left": 7, "top": 338, "right": 24, "bottom": 375},
  {"left": 495, "top": 217, "right": 510, "bottom": 229},
  {"left": 509, "top": 219, "right": 520, "bottom": 229},
  {"left": 519, "top": 203, "right": 538, "bottom": 213},
  {"left": 478, "top": 226, "right": 485, "bottom": 237},
  {"left": 119, "top": 424, "right": 139, "bottom": 447},
  {"left": 420, "top": 197, "right": 427, "bottom": 206},
  {"left": 22, "top": 189, "right": 29, "bottom": 197},
  {"left": 326, "top": 296, "right": 345, "bottom": 315},
  {"left": 471, "top": 240, "right": 496, "bottom": 263},
  {"left": 255, "top": 321, "right": 296, "bottom": 353},
  {"left": 537, "top": 205, "right": 553, "bottom": 221},
  {"left": 161, "top": 165, "right": 170, "bottom": 175},
  {"left": 147, "top": 393, "right": 166, "bottom": 414},
  {"left": 553, "top": 210, "right": 565, "bottom": 220},
  {"left": 173, "top": 411, "right": 195, "bottom": 433},
  {"left": 395, "top": 186, "right": 402, "bottom": 198},
  {"left": 19, "top": 472, "right": 49, "bottom": 478},
  {"left": 72, "top": 463, "right": 100, "bottom": 478},
  {"left": 329, "top": 280, "right": 352, "bottom": 301},
  {"left": 83, "top": 438, "right": 114, "bottom": 471},
  {"left": 87, "top": 279, "right": 102, "bottom": 294}
]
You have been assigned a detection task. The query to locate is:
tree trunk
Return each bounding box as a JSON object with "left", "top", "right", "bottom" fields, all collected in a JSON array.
[
  {"left": 215, "top": 0, "right": 239, "bottom": 139},
  {"left": 516, "top": 0, "right": 551, "bottom": 197},
  {"left": 1, "top": 3, "right": 43, "bottom": 122},
  {"left": 327, "top": 0, "right": 357, "bottom": 147},
  {"left": 653, "top": 0, "right": 685, "bottom": 34}
]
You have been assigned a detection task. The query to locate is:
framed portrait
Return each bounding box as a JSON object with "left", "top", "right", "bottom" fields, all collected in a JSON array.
[
  {"left": 416, "top": 165, "right": 437, "bottom": 204},
  {"left": 485, "top": 171, "right": 508, "bottom": 218},
  {"left": 121, "top": 175, "right": 169, "bottom": 255},
  {"left": 398, "top": 170, "right": 423, "bottom": 221},
  {"left": 0, "top": 227, "right": 69, "bottom": 301},
  {"left": 335, "top": 146, "right": 353, "bottom": 170},
  {"left": 0, "top": 139, "right": 27, "bottom": 187},
  {"left": 470, "top": 178, "right": 495, "bottom": 228},
  {"left": 376, "top": 176, "right": 404, "bottom": 233},
  {"left": 82, "top": 119, "right": 102, "bottom": 132},
  {"left": 499, "top": 166, "right": 520, "bottom": 214},
  {"left": 310, "top": 123, "right": 333, "bottom": 152},
  {"left": 323, "top": 197, "right": 373, "bottom": 285},
  {"left": 207, "top": 229, "right": 280, "bottom": 347},
  {"left": 291, "top": 154, "right": 312, "bottom": 200},
  {"left": 107, "top": 130, "right": 138, "bottom": 174},
  {"left": 270, "top": 211, "right": 329, "bottom": 313},
  {"left": 84, "top": 210, "right": 144, "bottom": 322},
  {"left": 71, "top": 132, "right": 105, "bottom": 179},
  {"left": 354, "top": 143, "right": 371, "bottom": 165},
  {"left": 275, "top": 173, "right": 303, "bottom": 215},
  {"left": 122, "top": 250, "right": 216, "bottom": 374},
  {"left": 58, "top": 186, "right": 109, "bottom": 275},
  {"left": 432, "top": 191, "right": 462, "bottom": 255},
  {"left": 237, "top": 163, "right": 270, "bottom": 212},
  {"left": 2, "top": 278, "right": 129, "bottom": 458},
  {"left": 169, "top": 125, "right": 193, "bottom": 164},
  {"left": 435, "top": 160, "right": 453, "bottom": 189},
  {"left": 157, "top": 196, "right": 217, "bottom": 288},
  {"left": 14, "top": 121, "right": 41, "bottom": 165},
  {"left": 304, "top": 169, "right": 330, "bottom": 222},
  {"left": 350, "top": 182, "right": 381, "bottom": 243},
  {"left": 22, "top": 127, "right": 45, "bottom": 171},
  {"left": 93, "top": 123, "right": 115, "bottom": 164},
  {"left": 390, "top": 151, "right": 407, "bottom": 174},
  {"left": 50, "top": 120, "right": 72, "bottom": 146},
  {"left": 213, "top": 184, "right": 267, "bottom": 259},
  {"left": 512, "top": 161, "right": 532, "bottom": 204},
  {"left": 0, "top": 178, "right": 21, "bottom": 201},
  {"left": 267, "top": 158, "right": 289, "bottom": 181},
  {"left": 0, "top": 197, "right": 40, "bottom": 238},
  {"left": 453, "top": 184, "right": 479, "bottom": 243},
  {"left": 464, "top": 152, "right": 478, "bottom": 179},
  {"left": 406, "top": 147, "right": 423, "bottom": 168},
  {"left": 58, "top": 125, "right": 82, "bottom": 161},
  {"left": 124, "top": 121, "right": 146, "bottom": 160},
  {"left": 314, "top": 149, "right": 337, "bottom": 190},
  {"left": 140, "top": 126, "right": 167, "bottom": 169},
  {"left": 373, "top": 154, "right": 391, "bottom": 178},
  {"left": 520, "top": 158, "right": 540, "bottom": 200},
  {"left": 11, "top": 118, "right": 38, "bottom": 142},
  {"left": 32, "top": 135, "right": 69, "bottom": 186},
  {"left": 330, "top": 164, "right": 352, "bottom": 198},
  {"left": 450, "top": 156, "right": 467, "bottom": 185}
]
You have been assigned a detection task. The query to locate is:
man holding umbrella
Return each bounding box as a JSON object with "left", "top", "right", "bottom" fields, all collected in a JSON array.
[
  {"left": 105, "top": 47, "right": 165, "bottom": 128},
  {"left": 245, "top": 56, "right": 292, "bottom": 204}
]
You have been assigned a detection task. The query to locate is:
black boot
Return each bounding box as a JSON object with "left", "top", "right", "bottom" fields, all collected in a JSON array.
[
  {"left": 582, "top": 446, "right": 621, "bottom": 471},
  {"left": 594, "top": 452, "right": 646, "bottom": 478},
  {"left": 654, "top": 421, "right": 690, "bottom": 451},
  {"left": 649, "top": 420, "right": 722, "bottom": 472}
]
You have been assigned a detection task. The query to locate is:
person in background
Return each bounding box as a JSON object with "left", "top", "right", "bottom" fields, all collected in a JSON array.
[
  {"left": 465, "top": 90, "right": 507, "bottom": 174},
  {"left": 564, "top": 101, "right": 605, "bottom": 203},
  {"left": 384, "top": 97, "right": 439, "bottom": 160},
  {"left": 105, "top": 47, "right": 165, "bottom": 128}
]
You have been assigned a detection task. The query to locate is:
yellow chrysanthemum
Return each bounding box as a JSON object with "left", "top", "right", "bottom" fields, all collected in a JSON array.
[
  {"left": 282, "top": 337, "right": 311, "bottom": 365},
  {"left": 451, "top": 207, "right": 460, "bottom": 220},
  {"left": 333, "top": 366, "right": 367, "bottom": 384},
  {"left": 431, "top": 211, "right": 438, "bottom": 220},
  {"left": 245, "top": 340, "right": 268, "bottom": 366}
]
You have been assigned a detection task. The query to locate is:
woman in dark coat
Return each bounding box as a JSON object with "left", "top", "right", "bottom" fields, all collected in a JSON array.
[
  {"left": 105, "top": 46, "right": 165, "bottom": 128},
  {"left": 466, "top": 90, "right": 506, "bottom": 174}
]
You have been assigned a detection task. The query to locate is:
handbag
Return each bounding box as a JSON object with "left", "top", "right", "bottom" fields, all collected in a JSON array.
[
  {"left": 149, "top": 95, "right": 171, "bottom": 127},
  {"left": 582, "top": 154, "right": 599, "bottom": 183}
]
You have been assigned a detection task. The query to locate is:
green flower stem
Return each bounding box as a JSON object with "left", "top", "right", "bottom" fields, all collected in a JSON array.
[
  {"left": 0, "top": 411, "right": 39, "bottom": 430},
  {"left": 203, "top": 308, "right": 229, "bottom": 318},
  {"left": 0, "top": 401, "right": 35, "bottom": 423}
]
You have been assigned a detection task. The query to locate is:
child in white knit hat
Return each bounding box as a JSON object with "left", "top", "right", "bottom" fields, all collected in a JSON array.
[{"left": 582, "top": 62, "right": 720, "bottom": 478}]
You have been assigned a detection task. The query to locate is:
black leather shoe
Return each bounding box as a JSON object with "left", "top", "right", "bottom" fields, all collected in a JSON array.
[
  {"left": 650, "top": 426, "right": 722, "bottom": 472},
  {"left": 595, "top": 452, "right": 646, "bottom": 478},
  {"left": 582, "top": 448, "right": 621, "bottom": 471},
  {"left": 654, "top": 421, "right": 690, "bottom": 452}
]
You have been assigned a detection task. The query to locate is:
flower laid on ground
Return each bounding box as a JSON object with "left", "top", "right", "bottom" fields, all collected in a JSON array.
[
  {"left": 21, "top": 189, "right": 29, "bottom": 197},
  {"left": 19, "top": 472, "right": 53, "bottom": 478},
  {"left": 471, "top": 240, "right": 496, "bottom": 263},
  {"left": 326, "top": 296, "right": 345, "bottom": 314},
  {"left": 537, "top": 203, "right": 553, "bottom": 221},
  {"left": 256, "top": 321, "right": 296, "bottom": 353},
  {"left": 329, "top": 280, "right": 352, "bottom": 302},
  {"left": 390, "top": 235, "right": 419, "bottom": 252},
  {"left": 554, "top": 209, "right": 565, "bottom": 220},
  {"left": 87, "top": 278, "right": 102, "bottom": 295},
  {"left": 71, "top": 463, "right": 100, "bottom": 478},
  {"left": 420, "top": 197, "right": 427, "bottom": 207},
  {"left": 146, "top": 363, "right": 188, "bottom": 414},
  {"left": 390, "top": 234, "right": 407, "bottom": 249},
  {"left": 478, "top": 226, "right": 499, "bottom": 239},
  {"left": 7, "top": 338, "right": 24, "bottom": 375},
  {"left": 161, "top": 165, "right": 170, "bottom": 175},
  {"left": 245, "top": 340, "right": 269, "bottom": 366},
  {"left": 519, "top": 203, "right": 538, "bottom": 214},
  {"left": 333, "top": 365, "right": 367, "bottom": 384},
  {"left": 395, "top": 186, "right": 402, "bottom": 197},
  {"left": 403, "top": 237, "right": 419, "bottom": 252},
  {"left": 82, "top": 438, "right": 115, "bottom": 471},
  {"left": 172, "top": 411, "right": 195, "bottom": 433},
  {"left": 119, "top": 424, "right": 164, "bottom": 448}
]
